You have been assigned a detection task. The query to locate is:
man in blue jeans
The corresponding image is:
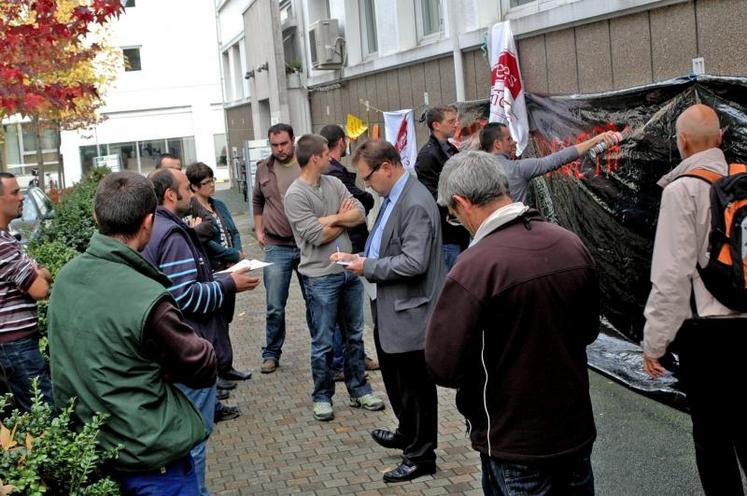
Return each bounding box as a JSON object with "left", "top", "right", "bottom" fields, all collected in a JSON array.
[
  {"left": 0, "top": 172, "right": 53, "bottom": 411},
  {"left": 253, "top": 123, "right": 312, "bottom": 374},
  {"left": 284, "top": 134, "right": 384, "bottom": 421}
]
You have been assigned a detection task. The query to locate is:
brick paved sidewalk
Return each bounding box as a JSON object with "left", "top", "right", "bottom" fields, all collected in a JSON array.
[{"left": 206, "top": 200, "right": 483, "bottom": 496}]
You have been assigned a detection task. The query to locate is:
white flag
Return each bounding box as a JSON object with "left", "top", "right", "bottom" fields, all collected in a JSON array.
[
  {"left": 488, "top": 21, "right": 530, "bottom": 156},
  {"left": 383, "top": 109, "right": 417, "bottom": 170}
]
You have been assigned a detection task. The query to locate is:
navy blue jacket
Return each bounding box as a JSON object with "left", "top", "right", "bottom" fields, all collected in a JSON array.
[{"left": 142, "top": 207, "right": 236, "bottom": 371}]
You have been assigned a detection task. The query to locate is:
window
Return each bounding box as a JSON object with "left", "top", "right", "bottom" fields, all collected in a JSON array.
[
  {"left": 2, "top": 122, "right": 59, "bottom": 176},
  {"left": 122, "top": 0, "right": 135, "bottom": 7},
  {"left": 359, "top": 0, "right": 378, "bottom": 55},
  {"left": 79, "top": 137, "right": 195, "bottom": 176},
  {"left": 122, "top": 47, "right": 141, "bottom": 71},
  {"left": 214, "top": 134, "right": 228, "bottom": 168},
  {"left": 417, "top": 0, "right": 443, "bottom": 39},
  {"left": 510, "top": 0, "right": 534, "bottom": 5}
]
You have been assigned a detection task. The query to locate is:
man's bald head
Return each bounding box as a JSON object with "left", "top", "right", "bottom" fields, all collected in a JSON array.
[{"left": 675, "top": 104, "right": 722, "bottom": 159}]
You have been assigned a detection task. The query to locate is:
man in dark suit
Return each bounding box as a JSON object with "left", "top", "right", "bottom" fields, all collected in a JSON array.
[
  {"left": 414, "top": 105, "right": 469, "bottom": 270},
  {"left": 332, "top": 139, "right": 446, "bottom": 483}
]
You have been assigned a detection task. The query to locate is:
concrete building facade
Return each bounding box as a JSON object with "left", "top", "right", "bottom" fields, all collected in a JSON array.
[{"left": 58, "top": 0, "right": 228, "bottom": 185}]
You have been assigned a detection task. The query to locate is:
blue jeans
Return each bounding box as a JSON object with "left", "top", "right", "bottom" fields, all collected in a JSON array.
[
  {"left": 176, "top": 384, "right": 217, "bottom": 496},
  {"left": 480, "top": 452, "right": 594, "bottom": 496},
  {"left": 118, "top": 455, "right": 199, "bottom": 496},
  {"left": 261, "top": 245, "right": 310, "bottom": 362},
  {"left": 0, "top": 335, "right": 53, "bottom": 411},
  {"left": 332, "top": 325, "right": 344, "bottom": 371},
  {"left": 442, "top": 243, "right": 462, "bottom": 272},
  {"left": 302, "top": 271, "right": 371, "bottom": 402}
]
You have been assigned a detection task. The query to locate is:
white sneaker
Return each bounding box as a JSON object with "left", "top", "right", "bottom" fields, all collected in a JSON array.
[{"left": 313, "top": 401, "right": 334, "bottom": 421}]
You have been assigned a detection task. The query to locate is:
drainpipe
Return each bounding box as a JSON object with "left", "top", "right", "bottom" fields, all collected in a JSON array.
[{"left": 448, "top": 0, "right": 465, "bottom": 102}]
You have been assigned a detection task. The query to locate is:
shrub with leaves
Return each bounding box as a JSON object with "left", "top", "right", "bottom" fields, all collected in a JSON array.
[
  {"left": 0, "top": 383, "right": 120, "bottom": 495},
  {"left": 36, "top": 167, "right": 110, "bottom": 253}
]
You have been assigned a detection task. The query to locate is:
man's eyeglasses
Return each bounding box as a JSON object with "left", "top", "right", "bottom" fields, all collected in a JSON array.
[
  {"left": 445, "top": 212, "right": 462, "bottom": 226},
  {"left": 200, "top": 178, "right": 215, "bottom": 187},
  {"left": 362, "top": 163, "right": 383, "bottom": 182}
]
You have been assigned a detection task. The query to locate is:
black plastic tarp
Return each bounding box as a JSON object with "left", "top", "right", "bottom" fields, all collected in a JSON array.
[{"left": 453, "top": 76, "right": 747, "bottom": 407}]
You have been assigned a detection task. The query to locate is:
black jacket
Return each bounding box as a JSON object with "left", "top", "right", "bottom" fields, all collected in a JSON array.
[
  {"left": 414, "top": 135, "right": 470, "bottom": 248},
  {"left": 426, "top": 211, "right": 599, "bottom": 462},
  {"left": 324, "top": 158, "right": 374, "bottom": 253}
]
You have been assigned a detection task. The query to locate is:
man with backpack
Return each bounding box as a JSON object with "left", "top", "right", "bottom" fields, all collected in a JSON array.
[{"left": 643, "top": 103, "right": 747, "bottom": 495}]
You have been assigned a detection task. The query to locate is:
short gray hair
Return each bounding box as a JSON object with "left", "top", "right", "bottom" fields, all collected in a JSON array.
[{"left": 437, "top": 151, "right": 510, "bottom": 208}]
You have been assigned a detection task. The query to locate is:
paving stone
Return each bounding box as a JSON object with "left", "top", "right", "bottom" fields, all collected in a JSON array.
[{"left": 206, "top": 189, "right": 483, "bottom": 495}]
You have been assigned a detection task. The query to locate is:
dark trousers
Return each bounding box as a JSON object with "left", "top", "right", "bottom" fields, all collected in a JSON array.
[
  {"left": 372, "top": 303, "right": 437, "bottom": 464},
  {"left": 117, "top": 455, "right": 199, "bottom": 496},
  {"left": 677, "top": 318, "right": 747, "bottom": 496}
]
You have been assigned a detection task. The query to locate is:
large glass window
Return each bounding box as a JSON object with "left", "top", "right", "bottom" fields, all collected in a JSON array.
[
  {"left": 138, "top": 139, "right": 164, "bottom": 175},
  {"left": 109, "top": 142, "right": 137, "bottom": 171},
  {"left": 3, "top": 124, "right": 22, "bottom": 165},
  {"left": 510, "top": 0, "right": 534, "bottom": 5},
  {"left": 79, "top": 145, "right": 98, "bottom": 175},
  {"left": 359, "top": 0, "right": 378, "bottom": 55}
]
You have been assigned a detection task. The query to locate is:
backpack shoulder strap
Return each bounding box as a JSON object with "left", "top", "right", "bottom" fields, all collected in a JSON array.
[{"left": 679, "top": 168, "right": 722, "bottom": 184}]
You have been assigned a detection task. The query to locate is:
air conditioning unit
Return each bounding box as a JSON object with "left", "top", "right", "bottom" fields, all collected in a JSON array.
[{"left": 309, "top": 19, "right": 344, "bottom": 70}]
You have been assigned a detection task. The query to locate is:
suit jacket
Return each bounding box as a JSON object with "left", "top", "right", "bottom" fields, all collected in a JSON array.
[
  {"left": 414, "top": 134, "right": 470, "bottom": 248},
  {"left": 362, "top": 174, "right": 446, "bottom": 353}
]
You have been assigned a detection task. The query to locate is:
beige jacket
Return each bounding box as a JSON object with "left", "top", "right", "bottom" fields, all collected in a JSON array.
[{"left": 642, "top": 148, "right": 745, "bottom": 358}]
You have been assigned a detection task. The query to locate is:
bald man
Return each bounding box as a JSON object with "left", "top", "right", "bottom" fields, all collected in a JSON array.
[{"left": 642, "top": 104, "right": 747, "bottom": 495}]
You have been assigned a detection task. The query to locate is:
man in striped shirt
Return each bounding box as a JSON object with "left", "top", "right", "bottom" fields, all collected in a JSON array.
[
  {"left": 0, "top": 172, "right": 53, "bottom": 411},
  {"left": 142, "top": 168, "right": 260, "bottom": 496}
]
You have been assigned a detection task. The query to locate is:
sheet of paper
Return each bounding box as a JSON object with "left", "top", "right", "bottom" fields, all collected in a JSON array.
[{"left": 216, "top": 259, "right": 273, "bottom": 274}]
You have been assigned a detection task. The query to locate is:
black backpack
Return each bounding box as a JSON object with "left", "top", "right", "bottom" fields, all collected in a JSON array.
[{"left": 681, "top": 164, "right": 747, "bottom": 312}]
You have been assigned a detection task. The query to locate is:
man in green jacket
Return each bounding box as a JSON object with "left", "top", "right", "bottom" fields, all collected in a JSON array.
[{"left": 48, "top": 171, "right": 217, "bottom": 495}]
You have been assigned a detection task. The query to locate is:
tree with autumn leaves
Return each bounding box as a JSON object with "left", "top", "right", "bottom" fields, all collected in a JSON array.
[{"left": 0, "top": 0, "right": 124, "bottom": 184}]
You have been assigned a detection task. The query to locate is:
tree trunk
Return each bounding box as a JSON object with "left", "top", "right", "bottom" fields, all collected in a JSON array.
[{"left": 33, "top": 117, "right": 45, "bottom": 190}]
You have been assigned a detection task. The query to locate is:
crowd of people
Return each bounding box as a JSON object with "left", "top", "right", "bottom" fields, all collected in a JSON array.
[{"left": 0, "top": 102, "right": 744, "bottom": 496}]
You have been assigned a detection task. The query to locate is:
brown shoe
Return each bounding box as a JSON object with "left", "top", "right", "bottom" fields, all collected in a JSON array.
[
  {"left": 364, "top": 356, "right": 380, "bottom": 371},
  {"left": 261, "top": 359, "right": 278, "bottom": 374}
]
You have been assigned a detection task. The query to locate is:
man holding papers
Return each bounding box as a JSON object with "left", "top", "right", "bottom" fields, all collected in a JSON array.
[{"left": 331, "top": 139, "right": 446, "bottom": 483}]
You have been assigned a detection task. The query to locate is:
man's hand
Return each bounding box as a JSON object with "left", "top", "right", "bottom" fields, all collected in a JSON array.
[
  {"left": 330, "top": 251, "right": 365, "bottom": 276},
  {"left": 38, "top": 267, "right": 53, "bottom": 283},
  {"left": 338, "top": 198, "right": 355, "bottom": 215},
  {"left": 187, "top": 216, "right": 203, "bottom": 228},
  {"left": 256, "top": 230, "right": 266, "bottom": 247},
  {"left": 318, "top": 214, "right": 338, "bottom": 227},
  {"left": 643, "top": 354, "right": 667, "bottom": 379},
  {"left": 230, "top": 268, "right": 261, "bottom": 292}
]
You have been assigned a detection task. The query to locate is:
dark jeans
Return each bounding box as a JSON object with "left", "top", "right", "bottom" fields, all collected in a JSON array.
[
  {"left": 0, "top": 335, "right": 53, "bottom": 411},
  {"left": 261, "top": 245, "right": 310, "bottom": 362},
  {"left": 480, "top": 451, "right": 594, "bottom": 496},
  {"left": 118, "top": 455, "right": 199, "bottom": 496},
  {"left": 332, "top": 325, "right": 344, "bottom": 371},
  {"left": 302, "top": 271, "right": 371, "bottom": 402},
  {"left": 442, "top": 243, "right": 462, "bottom": 272},
  {"left": 677, "top": 318, "right": 747, "bottom": 496}
]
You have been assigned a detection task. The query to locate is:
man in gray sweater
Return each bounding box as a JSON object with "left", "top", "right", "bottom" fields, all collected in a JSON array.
[
  {"left": 283, "top": 134, "right": 384, "bottom": 421},
  {"left": 480, "top": 123, "right": 613, "bottom": 204}
]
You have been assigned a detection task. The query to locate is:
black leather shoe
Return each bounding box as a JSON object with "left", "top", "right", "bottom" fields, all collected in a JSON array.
[
  {"left": 220, "top": 368, "right": 252, "bottom": 381},
  {"left": 383, "top": 461, "right": 436, "bottom": 482},
  {"left": 215, "top": 405, "right": 241, "bottom": 422},
  {"left": 217, "top": 389, "right": 230, "bottom": 401},
  {"left": 217, "top": 378, "right": 236, "bottom": 390},
  {"left": 371, "top": 429, "right": 409, "bottom": 450}
]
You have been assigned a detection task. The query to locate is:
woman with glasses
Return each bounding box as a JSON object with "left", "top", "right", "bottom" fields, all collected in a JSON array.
[{"left": 185, "top": 162, "right": 243, "bottom": 271}]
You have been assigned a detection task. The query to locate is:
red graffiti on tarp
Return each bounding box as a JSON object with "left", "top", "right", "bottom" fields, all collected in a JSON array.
[
  {"left": 531, "top": 122, "right": 623, "bottom": 179},
  {"left": 454, "top": 117, "right": 625, "bottom": 179}
]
